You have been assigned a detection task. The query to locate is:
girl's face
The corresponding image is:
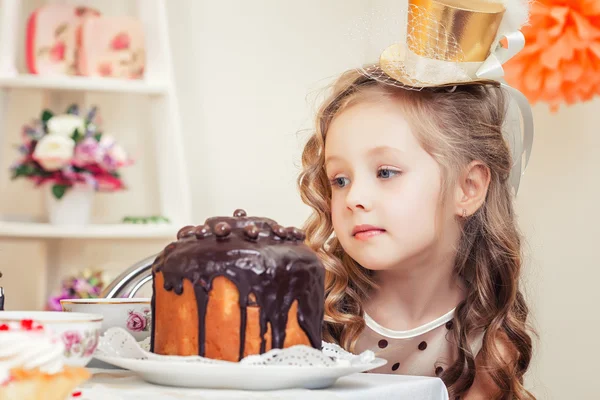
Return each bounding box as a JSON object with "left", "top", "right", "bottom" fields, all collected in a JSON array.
[{"left": 325, "top": 99, "right": 457, "bottom": 271}]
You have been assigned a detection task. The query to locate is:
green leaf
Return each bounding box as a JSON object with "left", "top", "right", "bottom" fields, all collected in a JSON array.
[
  {"left": 41, "top": 110, "right": 54, "bottom": 123},
  {"left": 52, "top": 184, "right": 68, "bottom": 200},
  {"left": 94, "top": 133, "right": 102, "bottom": 142},
  {"left": 72, "top": 128, "right": 83, "bottom": 142},
  {"left": 12, "top": 164, "right": 36, "bottom": 179}
]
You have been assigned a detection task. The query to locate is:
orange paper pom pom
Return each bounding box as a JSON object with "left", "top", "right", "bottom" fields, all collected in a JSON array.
[{"left": 504, "top": 0, "right": 600, "bottom": 112}]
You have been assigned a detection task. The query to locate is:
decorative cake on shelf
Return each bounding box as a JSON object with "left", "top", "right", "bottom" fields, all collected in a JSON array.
[
  {"left": 77, "top": 16, "right": 146, "bottom": 79},
  {"left": 26, "top": 4, "right": 100, "bottom": 75},
  {"left": 150, "top": 209, "right": 325, "bottom": 362}
]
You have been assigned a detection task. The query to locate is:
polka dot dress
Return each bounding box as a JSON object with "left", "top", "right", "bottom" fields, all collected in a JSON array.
[{"left": 355, "top": 308, "right": 484, "bottom": 377}]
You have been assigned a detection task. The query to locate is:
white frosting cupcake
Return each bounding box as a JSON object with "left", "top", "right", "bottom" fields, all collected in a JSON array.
[
  {"left": 0, "top": 320, "right": 64, "bottom": 384},
  {"left": 0, "top": 319, "right": 90, "bottom": 400}
]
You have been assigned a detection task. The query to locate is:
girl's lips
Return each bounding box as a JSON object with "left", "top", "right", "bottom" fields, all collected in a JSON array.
[
  {"left": 354, "top": 229, "right": 386, "bottom": 240},
  {"left": 352, "top": 225, "right": 386, "bottom": 241}
]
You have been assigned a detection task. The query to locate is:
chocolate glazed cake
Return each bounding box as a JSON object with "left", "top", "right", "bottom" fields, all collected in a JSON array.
[{"left": 150, "top": 209, "right": 325, "bottom": 362}]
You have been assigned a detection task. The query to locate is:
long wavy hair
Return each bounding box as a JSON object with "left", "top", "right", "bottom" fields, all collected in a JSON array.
[{"left": 297, "top": 67, "right": 535, "bottom": 399}]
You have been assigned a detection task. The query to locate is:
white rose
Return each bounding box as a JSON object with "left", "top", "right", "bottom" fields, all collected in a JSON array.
[
  {"left": 33, "top": 135, "right": 75, "bottom": 171},
  {"left": 46, "top": 114, "right": 86, "bottom": 137}
]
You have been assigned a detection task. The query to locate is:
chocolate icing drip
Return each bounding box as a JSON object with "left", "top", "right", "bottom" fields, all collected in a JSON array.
[
  {"left": 239, "top": 293, "right": 248, "bottom": 361},
  {"left": 150, "top": 210, "right": 325, "bottom": 360},
  {"left": 259, "top": 309, "right": 268, "bottom": 354},
  {"left": 193, "top": 285, "right": 209, "bottom": 357},
  {"left": 150, "top": 276, "right": 156, "bottom": 352}
]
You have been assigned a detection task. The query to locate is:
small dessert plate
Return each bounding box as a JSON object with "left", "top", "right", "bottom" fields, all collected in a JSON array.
[{"left": 94, "top": 328, "right": 387, "bottom": 390}]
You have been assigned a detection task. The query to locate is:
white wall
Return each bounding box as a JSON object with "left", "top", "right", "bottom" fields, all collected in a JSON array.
[
  {"left": 0, "top": 1, "right": 597, "bottom": 398},
  {"left": 173, "top": 0, "right": 371, "bottom": 226},
  {"left": 515, "top": 100, "right": 600, "bottom": 400}
]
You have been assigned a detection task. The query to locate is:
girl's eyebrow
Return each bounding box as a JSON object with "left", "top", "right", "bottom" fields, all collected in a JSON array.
[
  {"left": 326, "top": 146, "right": 405, "bottom": 168},
  {"left": 367, "top": 146, "right": 405, "bottom": 158},
  {"left": 325, "top": 155, "right": 343, "bottom": 168}
]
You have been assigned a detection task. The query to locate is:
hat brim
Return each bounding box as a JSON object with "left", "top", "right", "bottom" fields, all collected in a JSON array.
[{"left": 377, "top": 43, "right": 497, "bottom": 89}]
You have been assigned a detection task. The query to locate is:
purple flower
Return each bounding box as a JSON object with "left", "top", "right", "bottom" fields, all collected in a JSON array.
[
  {"left": 85, "top": 123, "right": 98, "bottom": 137},
  {"left": 97, "top": 135, "right": 128, "bottom": 171},
  {"left": 100, "top": 152, "right": 118, "bottom": 171},
  {"left": 18, "top": 144, "right": 31, "bottom": 155},
  {"left": 47, "top": 290, "right": 73, "bottom": 311},
  {"left": 23, "top": 123, "right": 44, "bottom": 141},
  {"left": 73, "top": 137, "right": 99, "bottom": 165},
  {"left": 73, "top": 278, "right": 94, "bottom": 295},
  {"left": 126, "top": 311, "right": 147, "bottom": 332}
]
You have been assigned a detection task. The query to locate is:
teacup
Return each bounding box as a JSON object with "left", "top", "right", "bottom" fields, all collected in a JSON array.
[
  {"left": 0, "top": 311, "right": 103, "bottom": 367},
  {"left": 61, "top": 298, "right": 152, "bottom": 342}
]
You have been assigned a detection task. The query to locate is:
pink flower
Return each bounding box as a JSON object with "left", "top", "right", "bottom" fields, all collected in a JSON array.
[
  {"left": 126, "top": 311, "right": 147, "bottom": 332},
  {"left": 73, "top": 137, "right": 99, "bottom": 166},
  {"left": 62, "top": 331, "right": 82, "bottom": 352},
  {"left": 83, "top": 331, "right": 100, "bottom": 356}
]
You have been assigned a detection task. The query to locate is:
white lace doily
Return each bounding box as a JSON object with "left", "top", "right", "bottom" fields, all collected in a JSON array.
[
  {"left": 93, "top": 328, "right": 386, "bottom": 390},
  {"left": 96, "top": 327, "right": 375, "bottom": 368}
]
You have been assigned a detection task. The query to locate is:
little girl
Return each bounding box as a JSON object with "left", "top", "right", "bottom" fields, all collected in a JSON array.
[{"left": 297, "top": 1, "right": 535, "bottom": 399}]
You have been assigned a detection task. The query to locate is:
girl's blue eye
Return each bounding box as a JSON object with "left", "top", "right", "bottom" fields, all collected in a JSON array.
[
  {"left": 377, "top": 168, "right": 400, "bottom": 179},
  {"left": 331, "top": 177, "right": 350, "bottom": 188}
]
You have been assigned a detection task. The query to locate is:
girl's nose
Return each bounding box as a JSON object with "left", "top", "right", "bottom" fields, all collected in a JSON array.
[{"left": 345, "top": 180, "right": 373, "bottom": 212}]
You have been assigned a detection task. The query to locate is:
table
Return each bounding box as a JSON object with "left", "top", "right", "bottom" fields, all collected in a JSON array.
[{"left": 73, "top": 368, "right": 449, "bottom": 400}]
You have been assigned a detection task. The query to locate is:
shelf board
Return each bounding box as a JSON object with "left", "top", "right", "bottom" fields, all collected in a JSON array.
[
  {"left": 0, "top": 74, "right": 167, "bottom": 95},
  {"left": 0, "top": 221, "right": 178, "bottom": 239}
]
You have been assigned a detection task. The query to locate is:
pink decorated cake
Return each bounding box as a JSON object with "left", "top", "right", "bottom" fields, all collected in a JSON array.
[
  {"left": 26, "top": 5, "right": 100, "bottom": 75},
  {"left": 77, "top": 16, "right": 146, "bottom": 79}
]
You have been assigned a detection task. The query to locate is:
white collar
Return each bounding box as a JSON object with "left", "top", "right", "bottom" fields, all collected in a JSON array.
[{"left": 364, "top": 308, "right": 455, "bottom": 339}]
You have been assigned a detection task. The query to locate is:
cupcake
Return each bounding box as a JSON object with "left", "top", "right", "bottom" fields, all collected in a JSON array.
[{"left": 0, "top": 319, "right": 90, "bottom": 400}]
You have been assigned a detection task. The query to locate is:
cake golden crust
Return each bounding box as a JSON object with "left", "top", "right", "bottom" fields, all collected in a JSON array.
[{"left": 154, "top": 273, "right": 310, "bottom": 361}]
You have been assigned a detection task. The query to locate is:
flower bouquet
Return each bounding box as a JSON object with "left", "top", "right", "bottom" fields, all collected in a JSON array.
[
  {"left": 10, "top": 104, "right": 134, "bottom": 224},
  {"left": 47, "top": 269, "right": 106, "bottom": 311}
]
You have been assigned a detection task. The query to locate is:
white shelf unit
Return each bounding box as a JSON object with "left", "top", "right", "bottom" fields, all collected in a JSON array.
[
  {"left": 0, "top": 0, "right": 192, "bottom": 309},
  {"left": 0, "top": 221, "right": 178, "bottom": 239},
  {"left": 0, "top": 0, "right": 191, "bottom": 239},
  {"left": 0, "top": 74, "right": 167, "bottom": 95}
]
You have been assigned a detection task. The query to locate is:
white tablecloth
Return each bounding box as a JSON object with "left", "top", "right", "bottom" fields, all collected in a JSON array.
[{"left": 72, "top": 368, "right": 449, "bottom": 400}]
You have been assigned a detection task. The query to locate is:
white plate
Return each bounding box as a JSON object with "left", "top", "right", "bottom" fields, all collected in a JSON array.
[
  {"left": 94, "top": 328, "right": 387, "bottom": 390},
  {"left": 93, "top": 355, "right": 387, "bottom": 390}
]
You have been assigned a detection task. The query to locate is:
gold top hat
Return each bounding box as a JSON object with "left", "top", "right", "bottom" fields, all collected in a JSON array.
[
  {"left": 356, "top": 0, "right": 533, "bottom": 196},
  {"left": 379, "top": 0, "right": 508, "bottom": 87}
]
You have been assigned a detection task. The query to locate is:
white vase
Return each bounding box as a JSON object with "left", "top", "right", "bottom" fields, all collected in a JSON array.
[{"left": 45, "top": 184, "right": 95, "bottom": 226}]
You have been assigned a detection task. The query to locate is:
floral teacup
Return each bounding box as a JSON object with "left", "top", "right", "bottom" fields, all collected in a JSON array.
[
  {"left": 0, "top": 311, "right": 103, "bottom": 367},
  {"left": 61, "top": 298, "right": 151, "bottom": 342}
]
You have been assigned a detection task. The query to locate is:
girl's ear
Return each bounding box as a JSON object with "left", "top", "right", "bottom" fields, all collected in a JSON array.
[{"left": 454, "top": 160, "right": 491, "bottom": 218}]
